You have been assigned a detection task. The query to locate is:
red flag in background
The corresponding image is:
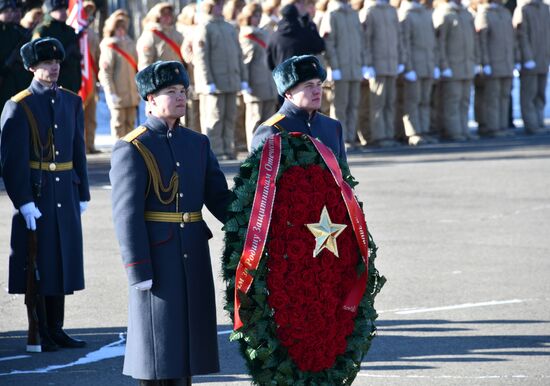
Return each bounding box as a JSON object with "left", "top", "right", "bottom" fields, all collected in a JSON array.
[{"left": 67, "top": 0, "right": 93, "bottom": 106}]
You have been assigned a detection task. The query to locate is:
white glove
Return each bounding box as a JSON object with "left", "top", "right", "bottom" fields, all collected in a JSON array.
[
  {"left": 483, "top": 65, "right": 492, "bottom": 76},
  {"left": 20, "top": 202, "right": 42, "bottom": 231},
  {"left": 107, "top": 93, "right": 121, "bottom": 106},
  {"left": 79, "top": 201, "right": 88, "bottom": 214},
  {"left": 363, "top": 66, "right": 376, "bottom": 79},
  {"left": 433, "top": 67, "right": 441, "bottom": 80},
  {"left": 404, "top": 70, "right": 417, "bottom": 82},
  {"left": 134, "top": 279, "right": 153, "bottom": 291},
  {"left": 523, "top": 60, "right": 536, "bottom": 70},
  {"left": 206, "top": 83, "right": 217, "bottom": 94},
  {"left": 513, "top": 63, "right": 521, "bottom": 77},
  {"left": 331, "top": 69, "right": 342, "bottom": 81},
  {"left": 240, "top": 81, "right": 251, "bottom": 94},
  {"left": 397, "top": 64, "right": 405, "bottom": 74},
  {"left": 474, "top": 65, "right": 482, "bottom": 75},
  {"left": 441, "top": 68, "right": 453, "bottom": 78}
]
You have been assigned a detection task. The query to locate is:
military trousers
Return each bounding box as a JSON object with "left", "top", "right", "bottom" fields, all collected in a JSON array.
[
  {"left": 520, "top": 72, "right": 547, "bottom": 132},
  {"left": 84, "top": 93, "right": 98, "bottom": 151},
  {"left": 245, "top": 99, "right": 276, "bottom": 151},
  {"left": 402, "top": 77, "right": 433, "bottom": 137},
  {"left": 110, "top": 106, "right": 137, "bottom": 139},
  {"left": 184, "top": 97, "right": 201, "bottom": 133},
  {"left": 473, "top": 75, "right": 485, "bottom": 133},
  {"left": 483, "top": 76, "right": 512, "bottom": 133},
  {"left": 440, "top": 79, "right": 471, "bottom": 139},
  {"left": 331, "top": 80, "right": 361, "bottom": 145},
  {"left": 199, "top": 92, "right": 237, "bottom": 157},
  {"left": 235, "top": 94, "right": 247, "bottom": 152},
  {"left": 357, "top": 80, "right": 370, "bottom": 145},
  {"left": 368, "top": 76, "right": 396, "bottom": 142}
]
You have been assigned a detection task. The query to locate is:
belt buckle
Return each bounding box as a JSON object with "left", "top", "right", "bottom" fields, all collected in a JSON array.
[
  {"left": 48, "top": 162, "right": 57, "bottom": 171},
  {"left": 182, "top": 212, "right": 190, "bottom": 223}
]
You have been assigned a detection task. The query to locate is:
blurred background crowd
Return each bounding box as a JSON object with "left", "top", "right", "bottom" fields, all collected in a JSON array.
[{"left": 0, "top": 0, "right": 549, "bottom": 159}]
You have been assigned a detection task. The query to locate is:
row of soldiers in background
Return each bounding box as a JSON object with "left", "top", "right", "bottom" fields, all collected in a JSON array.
[
  {"left": 1, "top": 0, "right": 549, "bottom": 156},
  {"left": 307, "top": 0, "right": 550, "bottom": 147}
]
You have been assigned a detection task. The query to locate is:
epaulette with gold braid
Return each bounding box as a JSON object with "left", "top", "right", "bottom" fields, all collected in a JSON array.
[
  {"left": 122, "top": 126, "right": 148, "bottom": 143},
  {"left": 58, "top": 86, "right": 79, "bottom": 97},
  {"left": 11, "top": 89, "right": 32, "bottom": 103},
  {"left": 261, "top": 113, "right": 285, "bottom": 127}
]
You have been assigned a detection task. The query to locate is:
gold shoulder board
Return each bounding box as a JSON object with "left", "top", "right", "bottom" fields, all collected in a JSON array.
[
  {"left": 11, "top": 89, "right": 32, "bottom": 103},
  {"left": 261, "top": 113, "right": 285, "bottom": 127},
  {"left": 122, "top": 126, "right": 148, "bottom": 142},
  {"left": 58, "top": 87, "right": 79, "bottom": 97}
]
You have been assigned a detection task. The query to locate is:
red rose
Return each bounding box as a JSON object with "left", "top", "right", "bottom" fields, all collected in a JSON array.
[
  {"left": 266, "top": 271, "right": 285, "bottom": 292},
  {"left": 295, "top": 174, "right": 314, "bottom": 193},
  {"left": 268, "top": 237, "right": 286, "bottom": 258},
  {"left": 325, "top": 188, "right": 341, "bottom": 207},
  {"left": 308, "top": 165, "right": 327, "bottom": 187},
  {"left": 286, "top": 238, "right": 308, "bottom": 260},
  {"left": 290, "top": 189, "right": 310, "bottom": 206},
  {"left": 277, "top": 326, "right": 295, "bottom": 346},
  {"left": 323, "top": 169, "right": 339, "bottom": 187},
  {"left": 328, "top": 203, "right": 349, "bottom": 224},
  {"left": 310, "top": 191, "right": 326, "bottom": 209},
  {"left": 289, "top": 203, "right": 310, "bottom": 226},
  {"left": 274, "top": 310, "right": 291, "bottom": 327},
  {"left": 300, "top": 270, "right": 315, "bottom": 286},
  {"left": 275, "top": 188, "right": 292, "bottom": 206},
  {"left": 284, "top": 275, "right": 301, "bottom": 292},
  {"left": 319, "top": 252, "right": 336, "bottom": 270},
  {"left": 268, "top": 292, "right": 289, "bottom": 309}
]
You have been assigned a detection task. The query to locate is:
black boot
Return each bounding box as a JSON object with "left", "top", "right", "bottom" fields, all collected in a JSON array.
[
  {"left": 138, "top": 381, "right": 161, "bottom": 386},
  {"left": 46, "top": 295, "right": 86, "bottom": 348},
  {"left": 36, "top": 296, "right": 59, "bottom": 352}
]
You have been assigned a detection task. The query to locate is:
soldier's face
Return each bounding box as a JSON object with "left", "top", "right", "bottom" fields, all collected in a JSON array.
[
  {"left": 0, "top": 8, "right": 16, "bottom": 23},
  {"left": 30, "top": 60, "right": 61, "bottom": 86},
  {"left": 285, "top": 79, "right": 323, "bottom": 114},
  {"left": 148, "top": 85, "right": 187, "bottom": 120},
  {"left": 50, "top": 8, "right": 68, "bottom": 22}
]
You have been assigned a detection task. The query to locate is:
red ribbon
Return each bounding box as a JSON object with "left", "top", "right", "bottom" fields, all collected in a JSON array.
[
  {"left": 107, "top": 43, "right": 138, "bottom": 72},
  {"left": 233, "top": 133, "right": 369, "bottom": 330},
  {"left": 304, "top": 134, "right": 369, "bottom": 312},
  {"left": 234, "top": 135, "right": 282, "bottom": 330},
  {"left": 151, "top": 29, "right": 185, "bottom": 63}
]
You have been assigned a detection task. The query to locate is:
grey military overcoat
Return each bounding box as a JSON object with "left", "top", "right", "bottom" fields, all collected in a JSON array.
[{"left": 110, "top": 116, "right": 230, "bottom": 380}]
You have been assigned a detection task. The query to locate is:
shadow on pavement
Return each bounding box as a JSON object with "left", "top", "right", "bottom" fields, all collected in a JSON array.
[{"left": 362, "top": 318, "right": 550, "bottom": 370}]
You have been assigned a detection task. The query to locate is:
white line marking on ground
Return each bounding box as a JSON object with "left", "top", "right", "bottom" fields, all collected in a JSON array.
[
  {"left": 393, "top": 299, "right": 524, "bottom": 315},
  {"left": 0, "top": 355, "right": 30, "bottom": 363},
  {"left": 358, "top": 373, "right": 548, "bottom": 380},
  {"left": 0, "top": 333, "right": 125, "bottom": 376},
  {"left": 218, "top": 330, "right": 232, "bottom": 335}
]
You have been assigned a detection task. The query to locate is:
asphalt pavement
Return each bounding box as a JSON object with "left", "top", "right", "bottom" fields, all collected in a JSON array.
[{"left": 1, "top": 132, "right": 549, "bottom": 385}]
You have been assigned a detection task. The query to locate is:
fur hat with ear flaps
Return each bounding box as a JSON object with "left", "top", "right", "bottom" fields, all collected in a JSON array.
[
  {"left": 0, "top": 0, "right": 17, "bottom": 13},
  {"left": 20, "top": 37, "right": 65, "bottom": 70},
  {"left": 43, "top": 0, "right": 68, "bottom": 13},
  {"left": 273, "top": 55, "right": 327, "bottom": 96},
  {"left": 135, "top": 61, "right": 190, "bottom": 100}
]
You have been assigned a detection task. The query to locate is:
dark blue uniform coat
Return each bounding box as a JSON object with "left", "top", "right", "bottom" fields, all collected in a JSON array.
[
  {"left": 252, "top": 99, "right": 347, "bottom": 162},
  {"left": 109, "top": 116, "right": 230, "bottom": 380},
  {"left": 0, "top": 79, "right": 90, "bottom": 295}
]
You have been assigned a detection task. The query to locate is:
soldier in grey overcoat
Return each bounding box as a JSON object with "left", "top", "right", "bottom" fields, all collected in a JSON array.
[
  {"left": 252, "top": 55, "right": 347, "bottom": 161},
  {"left": 0, "top": 37, "right": 90, "bottom": 352},
  {"left": 110, "top": 61, "right": 231, "bottom": 385}
]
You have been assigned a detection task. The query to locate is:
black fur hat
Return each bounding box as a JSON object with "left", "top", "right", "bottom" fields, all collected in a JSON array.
[
  {"left": 20, "top": 37, "right": 65, "bottom": 70},
  {"left": 0, "top": 0, "right": 17, "bottom": 12},
  {"left": 135, "top": 61, "right": 190, "bottom": 100},
  {"left": 43, "top": 0, "right": 68, "bottom": 12},
  {"left": 273, "top": 55, "right": 327, "bottom": 96}
]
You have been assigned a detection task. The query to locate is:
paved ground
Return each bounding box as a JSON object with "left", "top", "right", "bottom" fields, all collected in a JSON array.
[{"left": 1, "top": 133, "right": 549, "bottom": 385}]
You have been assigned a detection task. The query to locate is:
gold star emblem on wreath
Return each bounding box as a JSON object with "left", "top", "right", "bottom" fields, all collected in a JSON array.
[{"left": 306, "top": 206, "right": 347, "bottom": 258}]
